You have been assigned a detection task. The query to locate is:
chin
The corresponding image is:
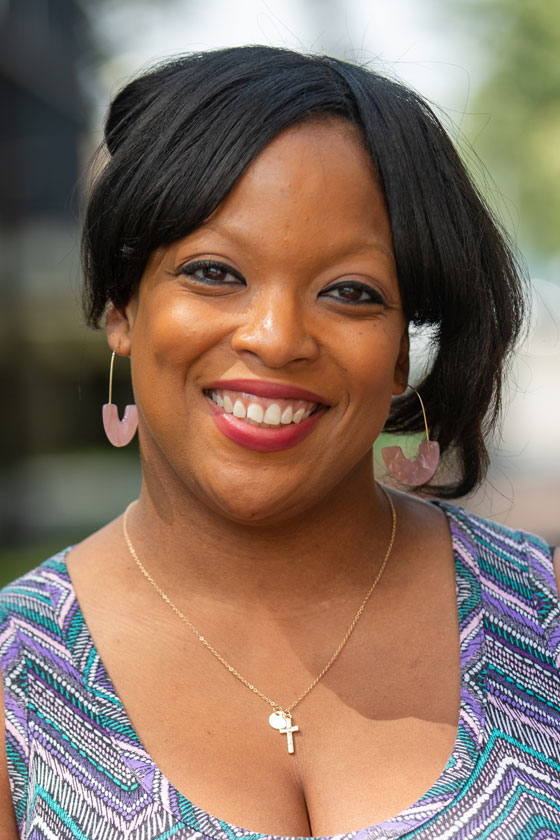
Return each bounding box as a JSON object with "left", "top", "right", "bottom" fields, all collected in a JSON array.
[
  {"left": 210, "top": 493, "right": 305, "bottom": 527},
  {"left": 200, "top": 479, "right": 319, "bottom": 527}
]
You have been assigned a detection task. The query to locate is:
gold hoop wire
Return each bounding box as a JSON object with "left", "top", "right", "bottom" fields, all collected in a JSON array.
[
  {"left": 408, "top": 386, "right": 431, "bottom": 442},
  {"left": 107, "top": 351, "right": 117, "bottom": 404}
]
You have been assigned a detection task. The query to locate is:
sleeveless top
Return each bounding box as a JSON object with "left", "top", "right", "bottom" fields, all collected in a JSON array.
[{"left": 1, "top": 504, "right": 559, "bottom": 839}]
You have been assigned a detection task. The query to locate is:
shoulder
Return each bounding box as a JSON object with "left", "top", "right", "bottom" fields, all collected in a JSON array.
[
  {"left": 0, "top": 551, "right": 82, "bottom": 834},
  {"left": 437, "top": 502, "right": 554, "bottom": 585},
  {"left": 438, "top": 503, "right": 553, "bottom": 571},
  {"left": 438, "top": 503, "right": 560, "bottom": 654},
  {"left": 0, "top": 548, "right": 76, "bottom": 695},
  {"left": 0, "top": 549, "right": 77, "bottom": 716},
  {"left": 0, "top": 549, "right": 80, "bottom": 694},
  {"left": 0, "top": 550, "right": 73, "bottom": 628},
  {"left": 0, "top": 551, "right": 73, "bottom": 837}
]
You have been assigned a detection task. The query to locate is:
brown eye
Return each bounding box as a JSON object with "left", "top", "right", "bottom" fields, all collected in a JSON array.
[
  {"left": 321, "top": 281, "right": 385, "bottom": 305},
  {"left": 336, "top": 285, "right": 367, "bottom": 301},
  {"left": 179, "top": 260, "right": 245, "bottom": 287},
  {"left": 199, "top": 266, "right": 228, "bottom": 282}
]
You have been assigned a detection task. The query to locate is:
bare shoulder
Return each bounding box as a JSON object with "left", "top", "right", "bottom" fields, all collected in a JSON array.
[
  {"left": 66, "top": 513, "right": 129, "bottom": 595},
  {"left": 67, "top": 514, "right": 125, "bottom": 568},
  {"left": 389, "top": 487, "right": 451, "bottom": 551},
  {"left": 0, "top": 675, "right": 20, "bottom": 838},
  {"left": 383, "top": 488, "right": 456, "bottom": 598}
]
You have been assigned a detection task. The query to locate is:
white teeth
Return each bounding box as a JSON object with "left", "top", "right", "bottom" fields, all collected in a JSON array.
[
  {"left": 247, "top": 403, "right": 264, "bottom": 423},
  {"left": 263, "top": 404, "right": 281, "bottom": 425},
  {"left": 280, "top": 406, "right": 293, "bottom": 425},
  {"left": 210, "top": 390, "right": 319, "bottom": 427}
]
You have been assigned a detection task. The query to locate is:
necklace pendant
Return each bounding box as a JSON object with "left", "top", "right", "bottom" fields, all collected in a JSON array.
[{"left": 268, "top": 710, "right": 299, "bottom": 754}]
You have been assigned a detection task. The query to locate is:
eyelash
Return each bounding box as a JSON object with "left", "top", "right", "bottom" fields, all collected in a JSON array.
[
  {"left": 320, "top": 281, "right": 386, "bottom": 306},
  {"left": 179, "top": 260, "right": 245, "bottom": 287},
  {"left": 179, "top": 260, "right": 385, "bottom": 306}
]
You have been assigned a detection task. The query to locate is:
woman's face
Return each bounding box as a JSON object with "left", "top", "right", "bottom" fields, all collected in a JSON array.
[{"left": 108, "top": 118, "right": 408, "bottom": 524}]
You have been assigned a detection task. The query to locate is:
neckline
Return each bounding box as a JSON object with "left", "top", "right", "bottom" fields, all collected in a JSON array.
[{"left": 54, "top": 503, "right": 486, "bottom": 840}]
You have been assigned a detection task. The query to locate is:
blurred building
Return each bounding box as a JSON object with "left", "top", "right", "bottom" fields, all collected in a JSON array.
[{"left": 0, "top": 0, "right": 132, "bottom": 546}]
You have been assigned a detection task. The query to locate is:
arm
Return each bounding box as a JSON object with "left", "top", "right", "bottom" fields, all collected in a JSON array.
[
  {"left": 554, "top": 547, "right": 560, "bottom": 596},
  {"left": 0, "top": 674, "right": 20, "bottom": 838}
]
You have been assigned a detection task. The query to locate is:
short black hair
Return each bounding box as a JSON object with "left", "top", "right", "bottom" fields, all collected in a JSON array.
[{"left": 82, "top": 45, "right": 526, "bottom": 499}]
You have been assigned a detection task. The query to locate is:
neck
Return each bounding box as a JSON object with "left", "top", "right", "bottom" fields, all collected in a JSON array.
[{"left": 126, "top": 456, "right": 394, "bottom": 611}]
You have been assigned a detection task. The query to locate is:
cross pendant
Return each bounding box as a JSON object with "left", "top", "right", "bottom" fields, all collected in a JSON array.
[
  {"left": 280, "top": 717, "right": 299, "bottom": 754},
  {"left": 268, "top": 710, "right": 300, "bottom": 754}
]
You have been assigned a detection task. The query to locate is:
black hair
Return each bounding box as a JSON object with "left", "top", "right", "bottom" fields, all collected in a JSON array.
[{"left": 82, "top": 45, "right": 526, "bottom": 499}]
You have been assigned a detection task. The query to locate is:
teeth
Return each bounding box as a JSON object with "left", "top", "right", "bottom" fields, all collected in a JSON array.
[
  {"left": 247, "top": 403, "right": 264, "bottom": 423},
  {"left": 209, "top": 389, "right": 321, "bottom": 428},
  {"left": 280, "top": 406, "right": 293, "bottom": 424},
  {"left": 263, "top": 404, "right": 281, "bottom": 425}
]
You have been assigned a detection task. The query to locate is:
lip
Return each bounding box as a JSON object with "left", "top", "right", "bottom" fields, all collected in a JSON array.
[
  {"left": 205, "top": 378, "right": 330, "bottom": 405},
  {"left": 207, "top": 397, "right": 328, "bottom": 453}
]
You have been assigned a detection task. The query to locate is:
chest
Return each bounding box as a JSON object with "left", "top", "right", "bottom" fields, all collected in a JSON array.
[{"left": 82, "top": 578, "right": 461, "bottom": 837}]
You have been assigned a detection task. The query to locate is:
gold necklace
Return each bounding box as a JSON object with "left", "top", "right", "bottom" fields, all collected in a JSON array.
[{"left": 122, "top": 485, "right": 396, "bottom": 755}]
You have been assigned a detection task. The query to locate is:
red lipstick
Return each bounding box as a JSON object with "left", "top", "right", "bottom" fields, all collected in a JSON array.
[{"left": 207, "top": 400, "right": 327, "bottom": 452}]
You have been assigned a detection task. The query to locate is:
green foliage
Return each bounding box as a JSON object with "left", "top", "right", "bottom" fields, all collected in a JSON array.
[{"left": 447, "top": 0, "right": 560, "bottom": 259}]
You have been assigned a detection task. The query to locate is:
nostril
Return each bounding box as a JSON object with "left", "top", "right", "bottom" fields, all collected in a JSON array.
[{"left": 230, "top": 322, "right": 320, "bottom": 366}]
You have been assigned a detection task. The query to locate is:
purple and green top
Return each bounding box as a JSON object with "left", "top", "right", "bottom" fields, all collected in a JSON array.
[{"left": 1, "top": 504, "right": 559, "bottom": 839}]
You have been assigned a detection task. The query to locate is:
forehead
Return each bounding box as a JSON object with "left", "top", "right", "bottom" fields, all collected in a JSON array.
[
  {"left": 245, "top": 116, "right": 375, "bottom": 179},
  {"left": 199, "top": 117, "right": 394, "bottom": 263}
]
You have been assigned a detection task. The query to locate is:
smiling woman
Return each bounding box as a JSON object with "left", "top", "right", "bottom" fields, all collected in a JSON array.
[{"left": 0, "top": 46, "right": 559, "bottom": 840}]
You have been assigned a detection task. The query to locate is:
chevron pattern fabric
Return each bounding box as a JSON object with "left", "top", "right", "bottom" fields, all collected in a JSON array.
[{"left": 1, "top": 504, "right": 559, "bottom": 839}]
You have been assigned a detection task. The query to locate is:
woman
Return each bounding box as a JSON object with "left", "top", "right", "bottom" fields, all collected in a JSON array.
[{"left": 1, "top": 46, "right": 558, "bottom": 839}]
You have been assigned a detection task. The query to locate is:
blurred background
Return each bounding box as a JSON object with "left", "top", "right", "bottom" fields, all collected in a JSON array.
[{"left": 1, "top": 0, "right": 559, "bottom": 585}]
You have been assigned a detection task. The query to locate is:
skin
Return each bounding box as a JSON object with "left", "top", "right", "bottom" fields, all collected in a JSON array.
[{"left": 1, "top": 119, "right": 558, "bottom": 836}]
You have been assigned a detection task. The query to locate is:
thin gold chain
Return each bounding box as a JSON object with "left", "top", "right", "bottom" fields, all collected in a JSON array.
[{"left": 122, "top": 485, "right": 396, "bottom": 716}]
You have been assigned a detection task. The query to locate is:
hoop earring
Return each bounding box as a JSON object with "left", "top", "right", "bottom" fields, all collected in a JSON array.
[
  {"left": 102, "top": 351, "right": 138, "bottom": 447},
  {"left": 381, "top": 386, "right": 439, "bottom": 486}
]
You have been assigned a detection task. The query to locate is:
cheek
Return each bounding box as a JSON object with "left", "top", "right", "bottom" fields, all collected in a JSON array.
[
  {"left": 132, "top": 294, "right": 227, "bottom": 373},
  {"left": 342, "top": 323, "right": 403, "bottom": 394},
  {"left": 334, "top": 322, "right": 404, "bottom": 444}
]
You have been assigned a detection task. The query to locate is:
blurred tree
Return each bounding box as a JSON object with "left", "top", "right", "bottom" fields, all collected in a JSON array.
[{"left": 445, "top": 0, "right": 560, "bottom": 264}]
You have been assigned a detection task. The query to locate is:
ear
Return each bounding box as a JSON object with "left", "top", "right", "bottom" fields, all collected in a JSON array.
[
  {"left": 392, "top": 324, "right": 410, "bottom": 395},
  {"left": 106, "top": 300, "right": 137, "bottom": 357}
]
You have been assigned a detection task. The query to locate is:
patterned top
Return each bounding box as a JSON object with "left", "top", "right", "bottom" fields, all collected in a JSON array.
[{"left": 1, "top": 504, "right": 559, "bottom": 839}]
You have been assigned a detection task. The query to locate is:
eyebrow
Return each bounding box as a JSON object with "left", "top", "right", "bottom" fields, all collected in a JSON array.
[{"left": 188, "top": 221, "right": 396, "bottom": 264}]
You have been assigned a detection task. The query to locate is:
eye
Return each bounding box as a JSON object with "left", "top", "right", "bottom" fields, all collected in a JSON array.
[
  {"left": 179, "top": 259, "right": 245, "bottom": 288},
  {"left": 320, "top": 281, "right": 385, "bottom": 306}
]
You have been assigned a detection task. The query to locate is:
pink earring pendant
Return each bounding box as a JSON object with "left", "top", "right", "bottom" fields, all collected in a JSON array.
[
  {"left": 381, "top": 387, "right": 440, "bottom": 487},
  {"left": 102, "top": 351, "right": 138, "bottom": 447}
]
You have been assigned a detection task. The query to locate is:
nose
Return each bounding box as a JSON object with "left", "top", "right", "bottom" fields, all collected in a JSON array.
[{"left": 230, "top": 288, "right": 320, "bottom": 368}]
